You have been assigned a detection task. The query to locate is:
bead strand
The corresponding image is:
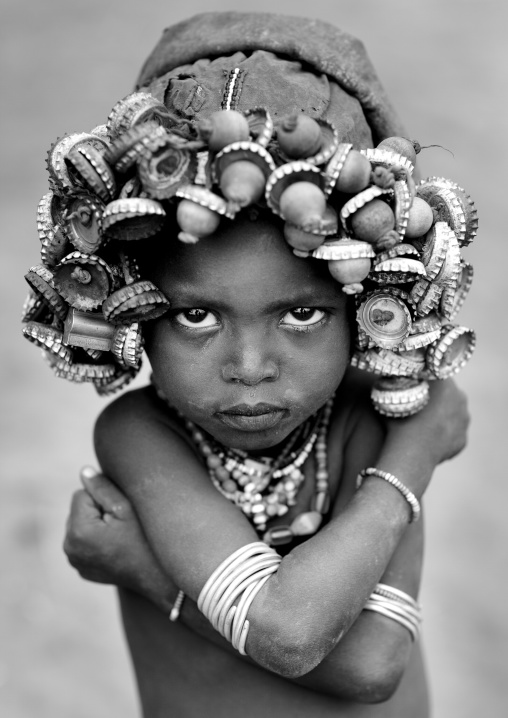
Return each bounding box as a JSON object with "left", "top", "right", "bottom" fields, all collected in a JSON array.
[
  {"left": 152, "top": 378, "right": 335, "bottom": 546},
  {"left": 263, "top": 397, "right": 333, "bottom": 545}
]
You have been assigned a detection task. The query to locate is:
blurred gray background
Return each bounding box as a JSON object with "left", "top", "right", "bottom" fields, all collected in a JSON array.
[{"left": 1, "top": 0, "right": 506, "bottom": 716}]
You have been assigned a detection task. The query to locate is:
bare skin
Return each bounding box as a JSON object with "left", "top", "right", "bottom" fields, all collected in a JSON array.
[{"left": 65, "top": 215, "right": 469, "bottom": 717}]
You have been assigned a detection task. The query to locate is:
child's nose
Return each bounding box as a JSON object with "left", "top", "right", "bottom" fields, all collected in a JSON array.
[{"left": 221, "top": 333, "right": 279, "bottom": 386}]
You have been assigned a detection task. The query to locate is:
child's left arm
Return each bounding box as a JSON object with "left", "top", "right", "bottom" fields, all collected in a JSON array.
[
  {"left": 293, "top": 404, "right": 425, "bottom": 702},
  {"left": 64, "top": 422, "right": 422, "bottom": 704},
  {"left": 298, "top": 376, "right": 468, "bottom": 700},
  {"left": 64, "top": 379, "right": 467, "bottom": 702}
]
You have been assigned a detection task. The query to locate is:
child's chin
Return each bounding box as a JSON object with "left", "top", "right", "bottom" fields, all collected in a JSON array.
[{"left": 210, "top": 418, "right": 295, "bottom": 453}]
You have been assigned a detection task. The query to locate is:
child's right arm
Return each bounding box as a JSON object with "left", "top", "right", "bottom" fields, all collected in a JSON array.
[
  {"left": 91, "top": 379, "right": 468, "bottom": 681},
  {"left": 66, "top": 463, "right": 423, "bottom": 704}
]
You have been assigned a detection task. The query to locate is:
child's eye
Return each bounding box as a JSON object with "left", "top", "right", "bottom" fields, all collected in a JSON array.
[
  {"left": 280, "top": 308, "right": 326, "bottom": 329},
  {"left": 174, "top": 309, "right": 219, "bottom": 328}
]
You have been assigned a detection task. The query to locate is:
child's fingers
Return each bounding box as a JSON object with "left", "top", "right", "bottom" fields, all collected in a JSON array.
[
  {"left": 64, "top": 490, "right": 114, "bottom": 573},
  {"left": 68, "top": 488, "right": 101, "bottom": 522},
  {"left": 79, "top": 465, "right": 132, "bottom": 519}
]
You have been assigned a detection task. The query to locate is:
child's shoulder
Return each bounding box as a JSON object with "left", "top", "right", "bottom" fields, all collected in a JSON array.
[
  {"left": 96, "top": 384, "right": 166, "bottom": 423},
  {"left": 94, "top": 385, "right": 191, "bottom": 455},
  {"left": 332, "top": 367, "right": 382, "bottom": 438}
]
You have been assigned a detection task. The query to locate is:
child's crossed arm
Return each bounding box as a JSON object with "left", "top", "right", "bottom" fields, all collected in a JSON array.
[{"left": 64, "top": 378, "right": 468, "bottom": 698}]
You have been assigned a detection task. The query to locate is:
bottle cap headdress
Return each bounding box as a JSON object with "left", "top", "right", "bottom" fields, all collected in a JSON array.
[{"left": 22, "top": 12, "right": 476, "bottom": 415}]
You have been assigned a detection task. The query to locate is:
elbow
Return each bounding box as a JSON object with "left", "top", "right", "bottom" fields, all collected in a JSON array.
[
  {"left": 261, "top": 646, "right": 325, "bottom": 680},
  {"left": 353, "top": 664, "right": 406, "bottom": 704},
  {"left": 346, "top": 642, "right": 411, "bottom": 704},
  {"left": 250, "top": 625, "right": 337, "bottom": 679}
]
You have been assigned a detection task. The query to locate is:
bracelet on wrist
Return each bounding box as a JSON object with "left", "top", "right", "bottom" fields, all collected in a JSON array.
[
  {"left": 356, "top": 467, "right": 421, "bottom": 523},
  {"left": 169, "top": 589, "right": 186, "bottom": 622},
  {"left": 363, "top": 583, "right": 422, "bottom": 641}
]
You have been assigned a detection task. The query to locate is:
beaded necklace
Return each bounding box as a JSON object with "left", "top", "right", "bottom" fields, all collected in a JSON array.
[{"left": 153, "top": 382, "right": 334, "bottom": 547}]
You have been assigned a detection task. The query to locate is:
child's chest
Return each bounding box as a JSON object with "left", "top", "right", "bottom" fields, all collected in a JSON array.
[{"left": 243, "top": 409, "right": 356, "bottom": 550}]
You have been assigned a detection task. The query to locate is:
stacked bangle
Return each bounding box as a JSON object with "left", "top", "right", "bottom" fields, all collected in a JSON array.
[
  {"left": 364, "top": 583, "right": 422, "bottom": 641},
  {"left": 197, "top": 542, "right": 281, "bottom": 655},
  {"left": 356, "top": 467, "right": 421, "bottom": 523}
]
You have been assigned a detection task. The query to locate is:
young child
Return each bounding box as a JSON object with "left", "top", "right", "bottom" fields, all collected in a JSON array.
[{"left": 24, "top": 12, "right": 474, "bottom": 718}]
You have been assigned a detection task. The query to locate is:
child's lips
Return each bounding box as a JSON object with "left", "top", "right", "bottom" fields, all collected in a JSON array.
[{"left": 216, "top": 403, "right": 288, "bottom": 432}]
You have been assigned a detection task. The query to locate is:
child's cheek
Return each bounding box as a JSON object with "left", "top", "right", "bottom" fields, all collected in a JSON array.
[{"left": 144, "top": 320, "right": 213, "bottom": 401}]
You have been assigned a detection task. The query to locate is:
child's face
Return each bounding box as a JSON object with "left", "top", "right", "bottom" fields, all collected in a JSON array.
[{"left": 144, "top": 216, "right": 351, "bottom": 451}]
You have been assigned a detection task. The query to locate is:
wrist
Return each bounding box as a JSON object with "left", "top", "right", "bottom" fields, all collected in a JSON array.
[
  {"left": 355, "top": 476, "right": 413, "bottom": 529},
  {"left": 138, "top": 569, "right": 176, "bottom": 614},
  {"left": 357, "top": 468, "right": 420, "bottom": 523},
  {"left": 376, "top": 437, "right": 435, "bottom": 499}
]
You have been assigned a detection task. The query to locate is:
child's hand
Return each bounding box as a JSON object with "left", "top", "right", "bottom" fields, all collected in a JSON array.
[
  {"left": 63, "top": 467, "right": 176, "bottom": 610},
  {"left": 383, "top": 379, "right": 470, "bottom": 466}
]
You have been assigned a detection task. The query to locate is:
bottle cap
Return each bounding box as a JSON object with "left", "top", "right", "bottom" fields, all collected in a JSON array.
[
  {"left": 323, "top": 143, "right": 353, "bottom": 195},
  {"left": 94, "top": 365, "right": 139, "bottom": 396},
  {"left": 139, "top": 138, "right": 198, "bottom": 199},
  {"left": 416, "top": 221, "right": 451, "bottom": 281},
  {"left": 112, "top": 322, "right": 144, "bottom": 368},
  {"left": 440, "top": 260, "right": 473, "bottom": 321},
  {"left": 393, "top": 179, "right": 411, "bottom": 240},
  {"left": 102, "top": 197, "right": 166, "bottom": 241},
  {"left": 417, "top": 177, "right": 478, "bottom": 246},
  {"left": 351, "top": 346, "right": 425, "bottom": 376},
  {"left": 374, "top": 243, "right": 420, "bottom": 263},
  {"left": 66, "top": 144, "right": 116, "bottom": 201},
  {"left": 22, "top": 321, "right": 73, "bottom": 362},
  {"left": 175, "top": 184, "right": 236, "bottom": 218},
  {"left": 410, "top": 313, "right": 441, "bottom": 334},
  {"left": 37, "top": 191, "right": 69, "bottom": 267},
  {"left": 285, "top": 205, "right": 338, "bottom": 243},
  {"left": 107, "top": 91, "right": 173, "bottom": 141},
  {"left": 361, "top": 147, "right": 414, "bottom": 175},
  {"left": 61, "top": 192, "right": 105, "bottom": 254},
  {"left": 53, "top": 252, "right": 113, "bottom": 311},
  {"left": 312, "top": 237, "right": 374, "bottom": 261},
  {"left": 117, "top": 250, "right": 141, "bottom": 285},
  {"left": 104, "top": 121, "right": 168, "bottom": 172},
  {"left": 24, "top": 265, "right": 68, "bottom": 323},
  {"left": 90, "top": 124, "right": 110, "bottom": 141},
  {"left": 53, "top": 359, "right": 117, "bottom": 383},
  {"left": 434, "top": 226, "right": 461, "bottom": 288},
  {"left": 21, "top": 289, "right": 52, "bottom": 324},
  {"left": 265, "top": 160, "right": 325, "bottom": 216},
  {"left": 46, "top": 133, "right": 108, "bottom": 193},
  {"left": 370, "top": 257, "right": 425, "bottom": 285},
  {"left": 426, "top": 324, "right": 476, "bottom": 379},
  {"left": 275, "top": 118, "right": 339, "bottom": 166},
  {"left": 340, "top": 184, "right": 392, "bottom": 234},
  {"left": 409, "top": 278, "right": 443, "bottom": 317},
  {"left": 356, "top": 289, "right": 413, "bottom": 349},
  {"left": 371, "top": 378, "right": 429, "bottom": 418},
  {"left": 243, "top": 107, "right": 274, "bottom": 148},
  {"left": 102, "top": 280, "right": 170, "bottom": 323},
  {"left": 212, "top": 141, "right": 276, "bottom": 185},
  {"left": 396, "top": 326, "right": 441, "bottom": 351}
]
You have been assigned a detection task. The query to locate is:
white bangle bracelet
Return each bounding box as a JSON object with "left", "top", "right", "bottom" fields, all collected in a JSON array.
[
  {"left": 363, "top": 583, "right": 423, "bottom": 641},
  {"left": 356, "top": 467, "right": 421, "bottom": 523},
  {"left": 197, "top": 542, "right": 281, "bottom": 655}
]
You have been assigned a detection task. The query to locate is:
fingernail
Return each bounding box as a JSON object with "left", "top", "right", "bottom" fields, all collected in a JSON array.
[
  {"left": 111, "top": 503, "right": 125, "bottom": 519},
  {"left": 81, "top": 466, "right": 98, "bottom": 480}
]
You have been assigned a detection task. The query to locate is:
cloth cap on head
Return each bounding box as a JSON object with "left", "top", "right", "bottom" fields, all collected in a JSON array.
[{"left": 136, "top": 12, "right": 407, "bottom": 149}]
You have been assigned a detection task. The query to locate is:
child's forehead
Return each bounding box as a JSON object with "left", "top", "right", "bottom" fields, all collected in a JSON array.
[{"left": 148, "top": 217, "right": 339, "bottom": 301}]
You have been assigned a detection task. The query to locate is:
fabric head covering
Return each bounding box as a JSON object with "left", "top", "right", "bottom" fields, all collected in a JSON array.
[{"left": 136, "top": 12, "right": 407, "bottom": 149}]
